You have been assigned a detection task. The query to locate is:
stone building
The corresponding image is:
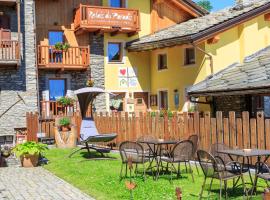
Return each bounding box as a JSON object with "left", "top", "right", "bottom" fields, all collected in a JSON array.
[{"left": 0, "top": 0, "right": 37, "bottom": 141}]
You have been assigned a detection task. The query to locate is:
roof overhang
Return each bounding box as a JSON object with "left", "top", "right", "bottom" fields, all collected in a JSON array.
[
  {"left": 189, "top": 85, "right": 270, "bottom": 97},
  {"left": 127, "top": 2, "right": 270, "bottom": 52}
]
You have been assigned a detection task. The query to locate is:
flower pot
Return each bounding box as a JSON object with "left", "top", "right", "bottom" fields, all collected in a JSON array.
[
  {"left": 20, "top": 154, "right": 39, "bottom": 167},
  {"left": 61, "top": 125, "right": 70, "bottom": 132}
]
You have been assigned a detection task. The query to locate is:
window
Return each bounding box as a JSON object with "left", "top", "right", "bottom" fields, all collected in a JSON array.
[
  {"left": 150, "top": 95, "right": 157, "bottom": 106},
  {"left": 49, "top": 31, "right": 63, "bottom": 45},
  {"left": 158, "top": 54, "right": 167, "bottom": 70},
  {"left": 159, "top": 90, "right": 168, "bottom": 110},
  {"left": 185, "top": 48, "right": 195, "bottom": 65},
  {"left": 136, "top": 98, "right": 143, "bottom": 105},
  {"left": 110, "top": 0, "right": 126, "bottom": 8},
  {"left": 251, "top": 95, "right": 270, "bottom": 118},
  {"left": 49, "top": 79, "right": 66, "bottom": 101},
  {"left": 108, "top": 42, "right": 123, "bottom": 63}
]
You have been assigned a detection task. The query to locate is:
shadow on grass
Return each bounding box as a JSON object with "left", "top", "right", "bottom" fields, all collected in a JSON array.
[{"left": 78, "top": 151, "right": 117, "bottom": 161}]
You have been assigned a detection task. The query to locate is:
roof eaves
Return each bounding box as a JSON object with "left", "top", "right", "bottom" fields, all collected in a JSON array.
[
  {"left": 126, "top": 36, "right": 193, "bottom": 52},
  {"left": 191, "top": 2, "right": 270, "bottom": 42},
  {"left": 127, "top": 1, "right": 270, "bottom": 52}
]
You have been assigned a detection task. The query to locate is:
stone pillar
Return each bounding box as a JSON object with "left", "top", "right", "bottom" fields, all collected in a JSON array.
[
  {"left": 23, "top": 0, "right": 38, "bottom": 112},
  {"left": 90, "top": 34, "right": 106, "bottom": 112}
]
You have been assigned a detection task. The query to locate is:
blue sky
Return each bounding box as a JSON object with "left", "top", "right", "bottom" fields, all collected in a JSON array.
[{"left": 194, "top": 0, "right": 235, "bottom": 11}]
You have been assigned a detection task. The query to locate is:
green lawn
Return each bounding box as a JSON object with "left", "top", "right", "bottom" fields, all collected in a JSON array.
[{"left": 44, "top": 148, "right": 264, "bottom": 200}]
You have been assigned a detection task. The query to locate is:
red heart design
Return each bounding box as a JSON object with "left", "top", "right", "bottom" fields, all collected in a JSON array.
[{"left": 120, "top": 69, "right": 126, "bottom": 76}]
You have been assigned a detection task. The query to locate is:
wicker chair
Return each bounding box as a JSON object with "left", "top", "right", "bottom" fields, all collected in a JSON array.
[
  {"left": 159, "top": 140, "right": 194, "bottom": 182},
  {"left": 197, "top": 150, "right": 246, "bottom": 199},
  {"left": 136, "top": 135, "right": 156, "bottom": 158},
  {"left": 251, "top": 161, "right": 270, "bottom": 195},
  {"left": 119, "top": 141, "right": 149, "bottom": 181},
  {"left": 211, "top": 143, "right": 248, "bottom": 175},
  {"left": 188, "top": 135, "right": 200, "bottom": 174}
]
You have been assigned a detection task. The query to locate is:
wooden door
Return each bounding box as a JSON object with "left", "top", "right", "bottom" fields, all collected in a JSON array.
[{"left": 134, "top": 92, "right": 149, "bottom": 113}]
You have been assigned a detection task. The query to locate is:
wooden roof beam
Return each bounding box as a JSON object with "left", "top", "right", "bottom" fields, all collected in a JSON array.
[
  {"left": 264, "top": 13, "right": 270, "bottom": 21},
  {"left": 207, "top": 35, "right": 220, "bottom": 45}
]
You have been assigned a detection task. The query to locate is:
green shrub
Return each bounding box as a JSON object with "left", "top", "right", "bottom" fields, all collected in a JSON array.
[
  {"left": 59, "top": 117, "right": 71, "bottom": 126},
  {"left": 57, "top": 96, "right": 74, "bottom": 107},
  {"left": 12, "top": 142, "right": 48, "bottom": 157}
]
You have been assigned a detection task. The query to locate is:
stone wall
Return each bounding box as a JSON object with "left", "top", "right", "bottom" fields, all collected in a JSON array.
[
  {"left": 90, "top": 34, "right": 106, "bottom": 112},
  {"left": 213, "top": 95, "right": 248, "bottom": 117},
  {"left": 0, "top": 0, "right": 38, "bottom": 136}
]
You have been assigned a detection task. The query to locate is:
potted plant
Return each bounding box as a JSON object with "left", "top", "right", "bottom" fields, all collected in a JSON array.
[
  {"left": 54, "top": 42, "right": 70, "bottom": 52},
  {"left": 57, "top": 96, "right": 74, "bottom": 107},
  {"left": 12, "top": 141, "right": 48, "bottom": 167},
  {"left": 59, "top": 117, "right": 71, "bottom": 132},
  {"left": 54, "top": 42, "right": 63, "bottom": 53},
  {"left": 62, "top": 42, "right": 70, "bottom": 51}
]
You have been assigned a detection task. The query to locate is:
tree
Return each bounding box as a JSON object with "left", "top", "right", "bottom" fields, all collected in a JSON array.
[{"left": 197, "top": 0, "right": 213, "bottom": 11}]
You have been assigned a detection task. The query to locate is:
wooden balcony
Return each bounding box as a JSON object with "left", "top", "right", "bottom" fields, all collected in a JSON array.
[
  {"left": 0, "top": 40, "right": 20, "bottom": 67},
  {"left": 37, "top": 45, "right": 90, "bottom": 71},
  {"left": 40, "top": 100, "right": 92, "bottom": 119},
  {"left": 74, "top": 4, "right": 140, "bottom": 36}
]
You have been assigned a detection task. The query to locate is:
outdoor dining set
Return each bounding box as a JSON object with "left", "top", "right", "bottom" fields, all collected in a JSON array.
[{"left": 118, "top": 135, "right": 270, "bottom": 199}]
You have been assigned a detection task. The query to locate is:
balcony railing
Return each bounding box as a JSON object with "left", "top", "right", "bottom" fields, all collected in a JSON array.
[
  {"left": 74, "top": 4, "right": 140, "bottom": 35},
  {"left": 0, "top": 40, "right": 19, "bottom": 61},
  {"left": 38, "top": 45, "right": 90, "bottom": 70},
  {"left": 40, "top": 100, "right": 92, "bottom": 119}
]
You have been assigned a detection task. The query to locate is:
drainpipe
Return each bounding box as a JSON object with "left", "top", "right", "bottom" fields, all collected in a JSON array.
[{"left": 191, "top": 43, "right": 213, "bottom": 74}]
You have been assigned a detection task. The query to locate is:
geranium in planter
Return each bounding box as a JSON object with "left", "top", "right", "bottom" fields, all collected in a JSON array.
[
  {"left": 12, "top": 142, "right": 48, "bottom": 167},
  {"left": 59, "top": 117, "right": 71, "bottom": 132},
  {"left": 57, "top": 96, "right": 74, "bottom": 107}
]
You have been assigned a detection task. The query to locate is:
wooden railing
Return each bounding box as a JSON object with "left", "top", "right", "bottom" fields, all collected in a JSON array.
[
  {"left": 37, "top": 45, "right": 90, "bottom": 70},
  {"left": 0, "top": 40, "right": 19, "bottom": 61},
  {"left": 40, "top": 100, "right": 78, "bottom": 119},
  {"left": 74, "top": 4, "right": 140, "bottom": 34}
]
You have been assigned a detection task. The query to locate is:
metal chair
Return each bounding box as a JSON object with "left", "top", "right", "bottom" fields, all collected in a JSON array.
[
  {"left": 159, "top": 140, "right": 194, "bottom": 182},
  {"left": 197, "top": 150, "right": 246, "bottom": 200},
  {"left": 119, "top": 141, "right": 149, "bottom": 181},
  {"left": 251, "top": 161, "right": 270, "bottom": 195},
  {"left": 188, "top": 134, "right": 200, "bottom": 174}
]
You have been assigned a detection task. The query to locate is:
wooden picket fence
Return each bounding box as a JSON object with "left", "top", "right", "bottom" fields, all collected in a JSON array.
[
  {"left": 26, "top": 111, "right": 270, "bottom": 153},
  {"left": 93, "top": 111, "right": 270, "bottom": 151}
]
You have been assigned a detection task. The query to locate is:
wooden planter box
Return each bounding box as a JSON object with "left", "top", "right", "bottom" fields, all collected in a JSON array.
[{"left": 54, "top": 126, "right": 77, "bottom": 148}]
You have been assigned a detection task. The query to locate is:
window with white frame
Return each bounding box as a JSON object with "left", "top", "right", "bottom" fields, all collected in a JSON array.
[{"left": 108, "top": 42, "right": 123, "bottom": 63}]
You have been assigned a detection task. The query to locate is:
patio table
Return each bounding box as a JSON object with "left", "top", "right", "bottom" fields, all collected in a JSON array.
[
  {"left": 137, "top": 139, "right": 178, "bottom": 180},
  {"left": 217, "top": 148, "right": 270, "bottom": 193}
]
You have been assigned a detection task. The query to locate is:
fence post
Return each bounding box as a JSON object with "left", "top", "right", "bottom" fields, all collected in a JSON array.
[{"left": 26, "top": 112, "right": 38, "bottom": 142}]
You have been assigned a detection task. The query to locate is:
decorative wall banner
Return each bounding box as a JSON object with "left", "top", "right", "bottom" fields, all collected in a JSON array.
[
  {"left": 118, "top": 77, "right": 128, "bottom": 88},
  {"left": 118, "top": 67, "right": 138, "bottom": 88}
]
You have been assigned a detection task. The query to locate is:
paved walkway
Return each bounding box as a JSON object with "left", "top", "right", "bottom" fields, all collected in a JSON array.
[{"left": 0, "top": 166, "right": 94, "bottom": 200}]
